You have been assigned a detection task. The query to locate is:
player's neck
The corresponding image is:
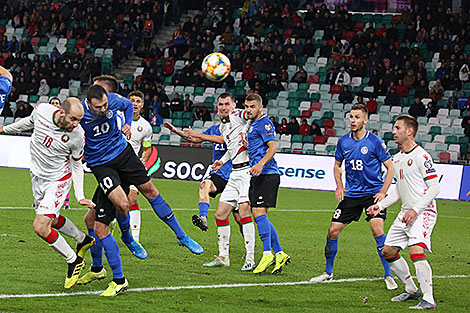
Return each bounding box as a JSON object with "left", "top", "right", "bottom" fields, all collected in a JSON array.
[
  {"left": 255, "top": 112, "right": 263, "bottom": 120},
  {"left": 352, "top": 128, "right": 367, "bottom": 141},
  {"left": 133, "top": 114, "right": 140, "bottom": 121},
  {"left": 401, "top": 139, "right": 416, "bottom": 153}
]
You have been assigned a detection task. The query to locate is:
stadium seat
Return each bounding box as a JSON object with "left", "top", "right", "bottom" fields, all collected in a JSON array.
[
  {"left": 439, "top": 152, "right": 450, "bottom": 163},
  {"left": 291, "top": 134, "right": 303, "bottom": 143},
  {"left": 330, "top": 85, "right": 341, "bottom": 94},
  {"left": 302, "top": 143, "right": 315, "bottom": 154},
  {"left": 314, "top": 136, "right": 327, "bottom": 145}
]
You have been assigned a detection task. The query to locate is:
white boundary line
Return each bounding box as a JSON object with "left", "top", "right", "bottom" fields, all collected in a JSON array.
[{"left": 0, "top": 275, "right": 468, "bottom": 299}]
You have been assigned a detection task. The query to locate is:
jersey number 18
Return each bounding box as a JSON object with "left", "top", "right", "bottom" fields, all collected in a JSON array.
[{"left": 350, "top": 160, "right": 363, "bottom": 171}]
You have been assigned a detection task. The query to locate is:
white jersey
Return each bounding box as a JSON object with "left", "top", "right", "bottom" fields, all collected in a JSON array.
[
  {"left": 219, "top": 109, "right": 250, "bottom": 165},
  {"left": 6, "top": 103, "right": 85, "bottom": 181},
  {"left": 127, "top": 116, "right": 152, "bottom": 155},
  {"left": 392, "top": 144, "right": 438, "bottom": 213}
]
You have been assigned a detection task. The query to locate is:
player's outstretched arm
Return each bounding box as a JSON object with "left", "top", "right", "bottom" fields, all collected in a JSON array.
[
  {"left": 183, "top": 127, "right": 224, "bottom": 144},
  {"left": 374, "top": 158, "right": 394, "bottom": 202},
  {"left": 334, "top": 160, "right": 346, "bottom": 201},
  {"left": 1, "top": 114, "right": 35, "bottom": 133},
  {"left": 164, "top": 122, "right": 203, "bottom": 143}
]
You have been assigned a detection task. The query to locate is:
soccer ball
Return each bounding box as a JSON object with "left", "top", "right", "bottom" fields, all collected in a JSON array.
[{"left": 201, "top": 52, "right": 231, "bottom": 82}]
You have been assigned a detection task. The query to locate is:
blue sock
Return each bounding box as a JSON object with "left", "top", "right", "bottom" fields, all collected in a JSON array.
[
  {"left": 101, "top": 233, "right": 124, "bottom": 279},
  {"left": 375, "top": 234, "right": 392, "bottom": 278},
  {"left": 269, "top": 220, "right": 283, "bottom": 254},
  {"left": 88, "top": 227, "right": 103, "bottom": 268},
  {"left": 149, "top": 194, "right": 186, "bottom": 240},
  {"left": 198, "top": 202, "right": 210, "bottom": 218},
  {"left": 115, "top": 213, "right": 133, "bottom": 244},
  {"left": 255, "top": 214, "right": 271, "bottom": 252},
  {"left": 324, "top": 237, "right": 338, "bottom": 275}
]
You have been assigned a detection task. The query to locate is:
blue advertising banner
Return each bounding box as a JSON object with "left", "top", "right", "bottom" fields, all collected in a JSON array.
[{"left": 458, "top": 165, "right": 470, "bottom": 201}]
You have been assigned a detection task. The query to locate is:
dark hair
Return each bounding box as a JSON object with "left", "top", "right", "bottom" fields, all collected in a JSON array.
[
  {"left": 396, "top": 114, "right": 418, "bottom": 136},
  {"left": 87, "top": 84, "right": 107, "bottom": 102},
  {"left": 351, "top": 103, "right": 368, "bottom": 115},
  {"left": 128, "top": 90, "right": 144, "bottom": 100},
  {"left": 245, "top": 93, "right": 263, "bottom": 105},
  {"left": 93, "top": 75, "right": 118, "bottom": 93},
  {"left": 217, "top": 92, "right": 235, "bottom": 102},
  {"left": 49, "top": 96, "right": 60, "bottom": 104}
]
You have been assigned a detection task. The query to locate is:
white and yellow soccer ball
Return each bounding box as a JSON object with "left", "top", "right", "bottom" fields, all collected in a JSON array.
[{"left": 201, "top": 52, "right": 231, "bottom": 82}]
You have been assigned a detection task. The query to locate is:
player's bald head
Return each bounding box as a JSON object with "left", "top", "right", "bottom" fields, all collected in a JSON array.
[{"left": 62, "top": 97, "right": 84, "bottom": 116}]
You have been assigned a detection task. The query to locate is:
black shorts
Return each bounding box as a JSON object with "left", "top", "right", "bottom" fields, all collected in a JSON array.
[
  {"left": 332, "top": 195, "right": 387, "bottom": 224},
  {"left": 93, "top": 184, "right": 130, "bottom": 225},
  {"left": 206, "top": 174, "right": 228, "bottom": 198},
  {"left": 249, "top": 174, "right": 280, "bottom": 208},
  {"left": 90, "top": 144, "right": 150, "bottom": 196}
]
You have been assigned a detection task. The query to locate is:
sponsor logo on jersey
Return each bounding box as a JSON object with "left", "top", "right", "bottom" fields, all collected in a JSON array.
[
  {"left": 426, "top": 168, "right": 436, "bottom": 174},
  {"left": 106, "top": 110, "right": 113, "bottom": 119},
  {"left": 361, "top": 146, "right": 368, "bottom": 154},
  {"left": 424, "top": 160, "right": 433, "bottom": 169},
  {"left": 137, "top": 126, "right": 143, "bottom": 132},
  {"left": 61, "top": 134, "right": 69, "bottom": 143},
  {"left": 407, "top": 159, "right": 413, "bottom": 166}
]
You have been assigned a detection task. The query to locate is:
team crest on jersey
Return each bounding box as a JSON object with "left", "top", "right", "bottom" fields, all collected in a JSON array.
[
  {"left": 137, "top": 126, "right": 143, "bottom": 132},
  {"left": 61, "top": 134, "right": 69, "bottom": 143},
  {"left": 249, "top": 126, "right": 254, "bottom": 133},
  {"left": 424, "top": 160, "right": 432, "bottom": 169},
  {"left": 361, "top": 146, "right": 368, "bottom": 154},
  {"left": 407, "top": 159, "right": 413, "bottom": 166},
  {"left": 106, "top": 110, "right": 113, "bottom": 119},
  {"left": 264, "top": 124, "right": 272, "bottom": 131}
]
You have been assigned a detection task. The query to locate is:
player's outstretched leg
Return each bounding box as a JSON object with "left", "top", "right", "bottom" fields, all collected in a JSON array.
[
  {"left": 203, "top": 218, "right": 231, "bottom": 267},
  {"left": 52, "top": 215, "right": 95, "bottom": 258},
  {"left": 149, "top": 193, "right": 203, "bottom": 254},
  {"left": 374, "top": 234, "right": 397, "bottom": 290},
  {"left": 116, "top": 212, "right": 148, "bottom": 259}
]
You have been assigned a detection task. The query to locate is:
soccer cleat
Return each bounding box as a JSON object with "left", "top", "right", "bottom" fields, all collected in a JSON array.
[
  {"left": 253, "top": 253, "right": 275, "bottom": 274},
  {"left": 76, "top": 235, "right": 95, "bottom": 258},
  {"left": 409, "top": 299, "right": 437, "bottom": 310},
  {"left": 385, "top": 276, "right": 398, "bottom": 290},
  {"left": 391, "top": 289, "right": 422, "bottom": 302},
  {"left": 309, "top": 272, "right": 333, "bottom": 283},
  {"left": 203, "top": 256, "right": 230, "bottom": 267},
  {"left": 192, "top": 214, "right": 208, "bottom": 232},
  {"left": 125, "top": 239, "right": 148, "bottom": 259},
  {"left": 100, "top": 279, "right": 129, "bottom": 297},
  {"left": 271, "top": 251, "right": 291, "bottom": 275},
  {"left": 241, "top": 259, "right": 255, "bottom": 271},
  {"left": 177, "top": 235, "right": 203, "bottom": 255},
  {"left": 64, "top": 256, "right": 86, "bottom": 289},
  {"left": 77, "top": 268, "right": 107, "bottom": 285}
]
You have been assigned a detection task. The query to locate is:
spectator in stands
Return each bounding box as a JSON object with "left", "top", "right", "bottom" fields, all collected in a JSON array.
[
  {"left": 287, "top": 117, "right": 300, "bottom": 135},
  {"left": 150, "top": 107, "right": 163, "bottom": 126},
  {"left": 242, "top": 62, "right": 255, "bottom": 81},
  {"left": 291, "top": 66, "right": 307, "bottom": 84},
  {"left": 18, "top": 38, "right": 33, "bottom": 55},
  {"left": 462, "top": 111, "right": 470, "bottom": 138},
  {"left": 447, "top": 90, "right": 459, "bottom": 109},
  {"left": 338, "top": 85, "right": 353, "bottom": 104},
  {"left": 183, "top": 94, "right": 193, "bottom": 112},
  {"left": 309, "top": 121, "right": 322, "bottom": 136},
  {"left": 366, "top": 96, "right": 378, "bottom": 114},
  {"left": 277, "top": 118, "right": 288, "bottom": 135},
  {"left": 425, "top": 101, "right": 438, "bottom": 118},
  {"left": 414, "top": 79, "right": 429, "bottom": 99},
  {"left": 372, "top": 129, "right": 379, "bottom": 136},
  {"left": 374, "top": 78, "right": 387, "bottom": 96},
  {"left": 409, "top": 97, "right": 426, "bottom": 118},
  {"left": 270, "top": 116, "right": 279, "bottom": 130},
  {"left": 14, "top": 102, "right": 33, "bottom": 119},
  {"left": 429, "top": 79, "right": 444, "bottom": 102},
  {"left": 458, "top": 91, "right": 469, "bottom": 113},
  {"left": 319, "top": 40, "right": 332, "bottom": 58},
  {"left": 395, "top": 79, "right": 409, "bottom": 97},
  {"left": 299, "top": 119, "right": 311, "bottom": 136},
  {"left": 37, "top": 79, "right": 50, "bottom": 96},
  {"left": 384, "top": 87, "right": 400, "bottom": 106},
  {"left": 7, "top": 36, "right": 19, "bottom": 53},
  {"left": 460, "top": 64, "right": 469, "bottom": 83},
  {"left": 325, "top": 68, "right": 337, "bottom": 86},
  {"left": 335, "top": 67, "right": 350, "bottom": 86},
  {"left": 50, "top": 48, "right": 60, "bottom": 61},
  {"left": 27, "top": 77, "right": 39, "bottom": 95}
]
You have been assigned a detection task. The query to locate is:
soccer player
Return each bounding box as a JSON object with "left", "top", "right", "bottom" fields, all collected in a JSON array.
[
  {"left": 0, "top": 65, "right": 12, "bottom": 116},
  {"left": 0, "top": 98, "right": 95, "bottom": 289},
  {"left": 243, "top": 93, "right": 290, "bottom": 275},
  {"left": 186, "top": 93, "right": 256, "bottom": 271},
  {"left": 310, "top": 103, "right": 397, "bottom": 290},
  {"left": 126, "top": 90, "right": 153, "bottom": 242},
  {"left": 367, "top": 115, "right": 440, "bottom": 310}
]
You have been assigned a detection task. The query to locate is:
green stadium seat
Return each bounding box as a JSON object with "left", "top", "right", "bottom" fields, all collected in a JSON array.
[
  {"left": 302, "top": 135, "right": 314, "bottom": 143},
  {"left": 445, "top": 136, "right": 458, "bottom": 145},
  {"left": 429, "top": 126, "right": 441, "bottom": 136},
  {"left": 291, "top": 134, "right": 303, "bottom": 143},
  {"left": 49, "top": 88, "right": 60, "bottom": 97},
  {"left": 152, "top": 126, "right": 161, "bottom": 133},
  {"left": 172, "top": 111, "right": 183, "bottom": 119}
]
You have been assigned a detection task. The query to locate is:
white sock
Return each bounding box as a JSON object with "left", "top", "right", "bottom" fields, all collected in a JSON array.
[
  {"left": 242, "top": 222, "right": 255, "bottom": 261},
  {"left": 56, "top": 217, "right": 85, "bottom": 243},
  {"left": 50, "top": 234, "right": 77, "bottom": 263},
  {"left": 389, "top": 256, "right": 418, "bottom": 293},
  {"left": 129, "top": 209, "right": 141, "bottom": 242},
  {"left": 414, "top": 260, "right": 434, "bottom": 304},
  {"left": 217, "top": 225, "right": 230, "bottom": 259}
]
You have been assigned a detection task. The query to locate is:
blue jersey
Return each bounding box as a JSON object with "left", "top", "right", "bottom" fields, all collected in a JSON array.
[
  {"left": 335, "top": 130, "right": 391, "bottom": 197},
  {"left": 0, "top": 76, "right": 12, "bottom": 110},
  {"left": 247, "top": 114, "right": 279, "bottom": 175},
  {"left": 203, "top": 124, "right": 232, "bottom": 181},
  {"left": 80, "top": 93, "right": 134, "bottom": 167}
]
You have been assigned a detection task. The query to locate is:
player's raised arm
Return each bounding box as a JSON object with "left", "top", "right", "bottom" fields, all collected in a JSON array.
[
  {"left": 164, "top": 122, "right": 202, "bottom": 143},
  {"left": 183, "top": 126, "right": 225, "bottom": 144}
]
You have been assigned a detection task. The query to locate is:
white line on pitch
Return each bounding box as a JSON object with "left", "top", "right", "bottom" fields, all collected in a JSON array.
[{"left": 0, "top": 275, "right": 468, "bottom": 299}]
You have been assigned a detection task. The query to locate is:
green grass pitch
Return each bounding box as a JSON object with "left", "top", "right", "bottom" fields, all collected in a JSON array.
[{"left": 0, "top": 167, "right": 469, "bottom": 312}]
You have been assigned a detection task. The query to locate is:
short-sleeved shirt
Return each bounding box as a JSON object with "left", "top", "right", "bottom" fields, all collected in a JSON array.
[
  {"left": 203, "top": 124, "right": 232, "bottom": 181},
  {"left": 335, "top": 131, "right": 391, "bottom": 197},
  {"left": 80, "top": 93, "right": 134, "bottom": 167},
  {"left": 127, "top": 116, "right": 153, "bottom": 155},
  {"left": 0, "top": 76, "right": 12, "bottom": 111},
  {"left": 247, "top": 114, "right": 279, "bottom": 175}
]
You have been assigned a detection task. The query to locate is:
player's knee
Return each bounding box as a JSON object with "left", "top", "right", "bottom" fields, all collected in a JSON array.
[
  {"left": 94, "top": 223, "right": 109, "bottom": 239},
  {"left": 382, "top": 246, "right": 396, "bottom": 258},
  {"left": 33, "top": 220, "right": 48, "bottom": 238},
  {"left": 327, "top": 226, "right": 341, "bottom": 239},
  {"left": 84, "top": 210, "right": 95, "bottom": 228}
]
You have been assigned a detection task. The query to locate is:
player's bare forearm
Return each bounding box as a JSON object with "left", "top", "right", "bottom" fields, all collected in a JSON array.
[
  {"left": 378, "top": 159, "right": 394, "bottom": 195},
  {"left": 140, "top": 146, "right": 151, "bottom": 164},
  {"left": 258, "top": 141, "right": 277, "bottom": 167},
  {"left": 334, "top": 160, "right": 344, "bottom": 190},
  {"left": 175, "top": 127, "right": 202, "bottom": 143},
  {"left": 198, "top": 133, "right": 224, "bottom": 144}
]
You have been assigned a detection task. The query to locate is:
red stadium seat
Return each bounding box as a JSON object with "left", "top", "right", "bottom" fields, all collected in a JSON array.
[
  {"left": 314, "top": 136, "right": 327, "bottom": 145},
  {"left": 439, "top": 152, "right": 450, "bottom": 163},
  {"left": 343, "top": 31, "right": 355, "bottom": 41},
  {"left": 322, "top": 120, "right": 335, "bottom": 129},
  {"left": 301, "top": 110, "right": 312, "bottom": 118},
  {"left": 31, "top": 37, "right": 40, "bottom": 46},
  {"left": 75, "top": 39, "right": 86, "bottom": 48},
  {"left": 325, "top": 128, "right": 336, "bottom": 137},
  {"left": 311, "top": 102, "right": 322, "bottom": 111},
  {"left": 293, "top": 148, "right": 303, "bottom": 154},
  {"left": 283, "top": 29, "right": 293, "bottom": 40},
  {"left": 307, "top": 75, "right": 319, "bottom": 84},
  {"left": 327, "top": 39, "right": 336, "bottom": 46},
  {"left": 354, "top": 22, "right": 365, "bottom": 32},
  {"left": 330, "top": 85, "right": 341, "bottom": 94}
]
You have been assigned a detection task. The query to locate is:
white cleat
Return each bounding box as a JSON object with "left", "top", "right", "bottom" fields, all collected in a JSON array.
[
  {"left": 385, "top": 276, "right": 398, "bottom": 290},
  {"left": 203, "top": 256, "right": 230, "bottom": 267},
  {"left": 309, "top": 272, "right": 333, "bottom": 283},
  {"left": 241, "top": 259, "right": 256, "bottom": 271}
]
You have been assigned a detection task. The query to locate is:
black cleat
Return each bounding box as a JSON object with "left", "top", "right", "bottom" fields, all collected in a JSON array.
[{"left": 192, "top": 214, "right": 208, "bottom": 232}]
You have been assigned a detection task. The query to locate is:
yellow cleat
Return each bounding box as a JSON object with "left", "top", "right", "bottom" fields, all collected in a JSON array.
[
  {"left": 64, "top": 256, "right": 86, "bottom": 289},
  {"left": 77, "top": 268, "right": 107, "bottom": 285},
  {"left": 76, "top": 235, "right": 95, "bottom": 258},
  {"left": 253, "top": 253, "right": 275, "bottom": 274},
  {"left": 271, "top": 251, "right": 291, "bottom": 275},
  {"left": 100, "top": 279, "right": 129, "bottom": 297}
]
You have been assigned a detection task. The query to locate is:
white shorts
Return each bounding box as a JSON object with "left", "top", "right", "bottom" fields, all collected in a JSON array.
[
  {"left": 385, "top": 209, "right": 437, "bottom": 253},
  {"left": 219, "top": 167, "right": 250, "bottom": 207},
  {"left": 31, "top": 173, "right": 72, "bottom": 218}
]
